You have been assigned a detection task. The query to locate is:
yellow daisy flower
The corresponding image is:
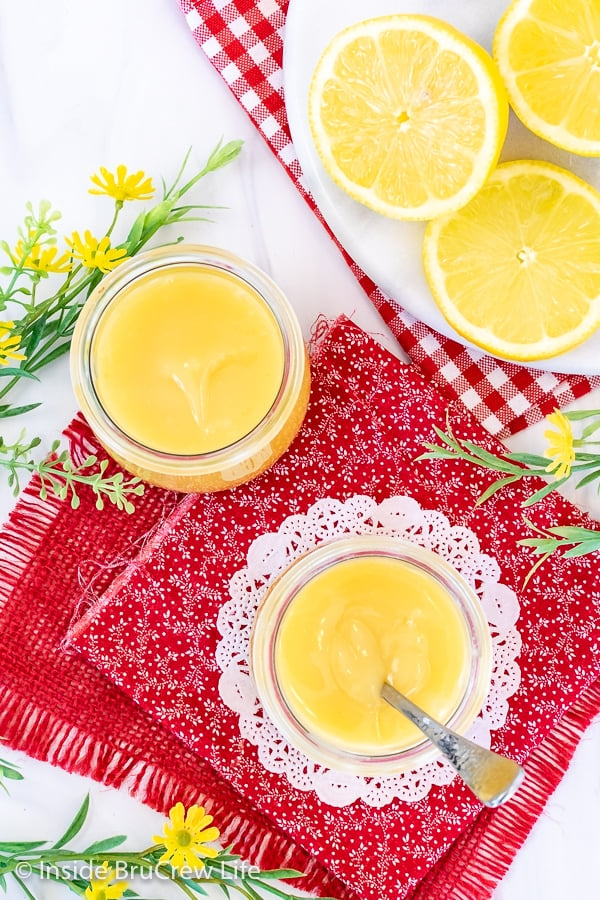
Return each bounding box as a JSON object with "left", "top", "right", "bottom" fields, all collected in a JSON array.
[
  {"left": 543, "top": 409, "right": 575, "bottom": 480},
  {"left": 84, "top": 861, "right": 127, "bottom": 900},
  {"left": 0, "top": 322, "right": 25, "bottom": 366},
  {"left": 154, "top": 802, "right": 220, "bottom": 872},
  {"left": 66, "top": 230, "right": 128, "bottom": 273},
  {"left": 13, "top": 239, "right": 72, "bottom": 274},
  {"left": 89, "top": 165, "right": 154, "bottom": 202}
]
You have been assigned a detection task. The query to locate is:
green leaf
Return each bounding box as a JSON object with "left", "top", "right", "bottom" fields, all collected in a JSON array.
[
  {"left": 504, "top": 451, "right": 549, "bottom": 468},
  {"left": 0, "top": 368, "right": 38, "bottom": 381},
  {"left": 0, "top": 765, "right": 24, "bottom": 781},
  {"left": 204, "top": 138, "right": 244, "bottom": 173},
  {"left": 140, "top": 199, "right": 175, "bottom": 235},
  {"left": 564, "top": 408, "right": 600, "bottom": 420},
  {"left": 0, "top": 840, "right": 46, "bottom": 851},
  {"left": 564, "top": 540, "right": 600, "bottom": 557},
  {"left": 0, "top": 873, "right": 6, "bottom": 892},
  {"left": 236, "top": 882, "right": 262, "bottom": 900},
  {"left": 580, "top": 419, "right": 600, "bottom": 440},
  {"left": 81, "top": 835, "right": 127, "bottom": 855},
  {"left": 26, "top": 341, "right": 71, "bottom": 371},
  {"left": 11, "top": 872, "right": 36, "bottom": 900},
  {"left": 0, "top": 402, "right": 41, "bottom": 418},
  {"left": 461, "top": 441, "right": 523, "bottom": 473},
  {"left": 574, "top": 469, "right": 600, "bottom": 489},
  {"left": 58, "top": 304, "right": 82, "bottom": 335},
  {"left": 416, "top": 448, "right": 458, "bottom": 461},
  {"left": 521, "top": 479, "right": 561, "bottom": 507},
  {"left": 546, "top": 525, "right": 600, "bottom": 539},
  {"left": 124, "top": 210, "right": 146, "bottom": 252},
  {"left": 179, "top": 877, "right": 208, "bottom": 895},
  {"left": 21, "top": 315, "right": 47, "bottom": 357},
  {"left": 164, "top": 146, "right": 193, "bottom": 197},
  {"left": 476, "top": 476, "right": 519, "bottom": 505},
  {"left": 518, "top": 538, "right": 561, "bottom": 553},
  {"left": 51, "top": 794, "right": 90, "bottom": 849},
  {"left": 255, "top": 868, "right": 305, "bottom": 880},
  {"left": 431, "top": 425, "right": 460, "bottom": 449}
]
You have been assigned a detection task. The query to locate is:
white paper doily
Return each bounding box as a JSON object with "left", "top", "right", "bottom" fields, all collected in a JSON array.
[{"left": 216, "top": 495, "right": 522, "bottom": 808}]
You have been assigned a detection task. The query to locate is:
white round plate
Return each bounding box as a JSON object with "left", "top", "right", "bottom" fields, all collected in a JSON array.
[{"left": 283, "top": 0, "right": 600, "bottom": 374}]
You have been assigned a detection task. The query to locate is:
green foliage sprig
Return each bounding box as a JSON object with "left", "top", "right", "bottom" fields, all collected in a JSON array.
[
  {"left": 0, "top": 754, "right": 23, "bottom": 795},
  {"left": 0, "top": 140, "right": 243, "bottom": 512},
  {"left": 0, "top": 432, "right": 144, "bottom": 511},
  {"left": 419, "top": 408, "right": 600, "bottom": 568},
  {"left": 0, "top": 795, "right": 338, "bottom": 900}
]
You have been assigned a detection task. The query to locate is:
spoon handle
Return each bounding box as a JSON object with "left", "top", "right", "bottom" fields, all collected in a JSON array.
[{"left": 381, "top": 683, "right": 524, "bottom": 808}]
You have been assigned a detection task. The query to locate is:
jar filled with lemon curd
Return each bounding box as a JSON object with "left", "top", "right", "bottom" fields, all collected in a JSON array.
[
  {"left": 251, "top": 535, "right": 493, "bottom": 775},
  {"left": 70, "top": 245, "right": 311, "bottom": 492}
]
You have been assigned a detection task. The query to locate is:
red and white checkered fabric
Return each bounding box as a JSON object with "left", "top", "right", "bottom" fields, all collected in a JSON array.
[{"left": 178, "top": 0, "right": 600, "bottom": 439}]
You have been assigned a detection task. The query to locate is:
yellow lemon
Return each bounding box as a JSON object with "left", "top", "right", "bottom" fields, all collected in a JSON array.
[
  {"left": 422, "top": 160, "right": 600, "bottom": 361},
  {"left": 308, "top": 15, "right": 509, "bottom": 221},
  {"left": 494, "top": 0, "right": 600, "bottom": 156}
]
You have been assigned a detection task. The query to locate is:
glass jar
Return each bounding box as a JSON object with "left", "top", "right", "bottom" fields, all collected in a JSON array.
[
  {"left": 70, "top": 244, "right": 310, "bottom": 492},
  {"left": 250, "top": 535, "right": 493, "bottom": 775}
]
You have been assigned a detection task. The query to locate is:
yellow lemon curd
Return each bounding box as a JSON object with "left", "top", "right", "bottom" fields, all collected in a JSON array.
[
  {"left": 276, "top": 555, "right": 471, "bottom": 754},
  {"left": 91, "top": 264, "right": 285, "bottom": 456}
]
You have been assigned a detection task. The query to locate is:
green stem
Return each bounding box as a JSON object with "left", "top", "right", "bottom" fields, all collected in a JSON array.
[{"left": 104, "top": 201, "right": 123, "bottom": 238}]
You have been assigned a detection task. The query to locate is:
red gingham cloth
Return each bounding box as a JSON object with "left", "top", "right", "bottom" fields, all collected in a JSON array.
[
  {"left": 67, "top": 318, "right": 600, "bottom": 900},
  {"left": 176, "top": 0, "right": 600, "bottom": 439}
]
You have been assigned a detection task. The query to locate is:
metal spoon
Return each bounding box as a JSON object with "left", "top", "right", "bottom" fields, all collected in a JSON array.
[{"left": 381, "top": 682, "right": 525, "bottom": 807}]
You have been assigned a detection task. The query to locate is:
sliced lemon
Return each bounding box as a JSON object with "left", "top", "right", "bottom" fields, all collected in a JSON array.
[
  {"left": 422, "top": 160, "right": 600, "bottom": 361},
  {"left": 308, "top": 15, "right": 508, "bottom": 221},
  {"left": 494, "top": 0, "right": 600, "bottom": 156}
]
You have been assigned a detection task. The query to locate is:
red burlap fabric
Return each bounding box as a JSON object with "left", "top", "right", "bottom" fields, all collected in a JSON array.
[{"left": 0, "top": 421, "right": 348, "bottom": 897}]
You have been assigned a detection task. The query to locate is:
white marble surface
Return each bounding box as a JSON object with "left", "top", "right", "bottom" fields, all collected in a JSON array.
[{"left": 0, "top": 1, "right": 599, "bottom": 898}]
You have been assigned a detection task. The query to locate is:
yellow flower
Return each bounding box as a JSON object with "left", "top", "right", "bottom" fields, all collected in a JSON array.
[
  {"left": 13, "top": 239, "right": 72, "bottom": 274},
  {"left": 543, "top": 409, "right": 575, "bottom": 480},
  {"left": 84, "top": 861, "right": 127, "bottom": 900},
  {"left": 0, "top": 322, "right": 25, "bottom": 366},
  {"left": 89, "top": 165, "right": 154, "bottom": 202},
  {"left": 153, "top": 802, "right": 220, "bottom": 872},
  {"left": 66, "top": 230, "right": 127, "bottom": 273}
]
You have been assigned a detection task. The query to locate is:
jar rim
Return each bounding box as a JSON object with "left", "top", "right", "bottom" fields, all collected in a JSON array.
[
  {"left": 70, "top": 244, "right": 308, "bottom": 478},
  {"left": 250, "top": 534, "right": 493, "bottom": 775}
]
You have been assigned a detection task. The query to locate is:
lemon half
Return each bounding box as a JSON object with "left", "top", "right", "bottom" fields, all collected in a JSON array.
[
  {"left": 422, "top": 160, "right": 600, "bottom": 361},
  {"left": 308, "top": 15, "right": 509, "bottom": 221}
]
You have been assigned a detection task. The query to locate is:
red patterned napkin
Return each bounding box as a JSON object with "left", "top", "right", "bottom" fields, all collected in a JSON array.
[
  {"left": 67, "top": 317, "right": 600, "bottom": 900},
  {"left": 176, "top": 0, "right": 600, "bottom": 439}
]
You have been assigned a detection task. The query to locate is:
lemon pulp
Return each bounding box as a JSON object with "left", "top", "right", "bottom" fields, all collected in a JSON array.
[
  {"left": 494, "top": 0, "right": 600, "bottom": 156},
  {"left": 276, "top": 555, "right": 470, "bottom": 754}
]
